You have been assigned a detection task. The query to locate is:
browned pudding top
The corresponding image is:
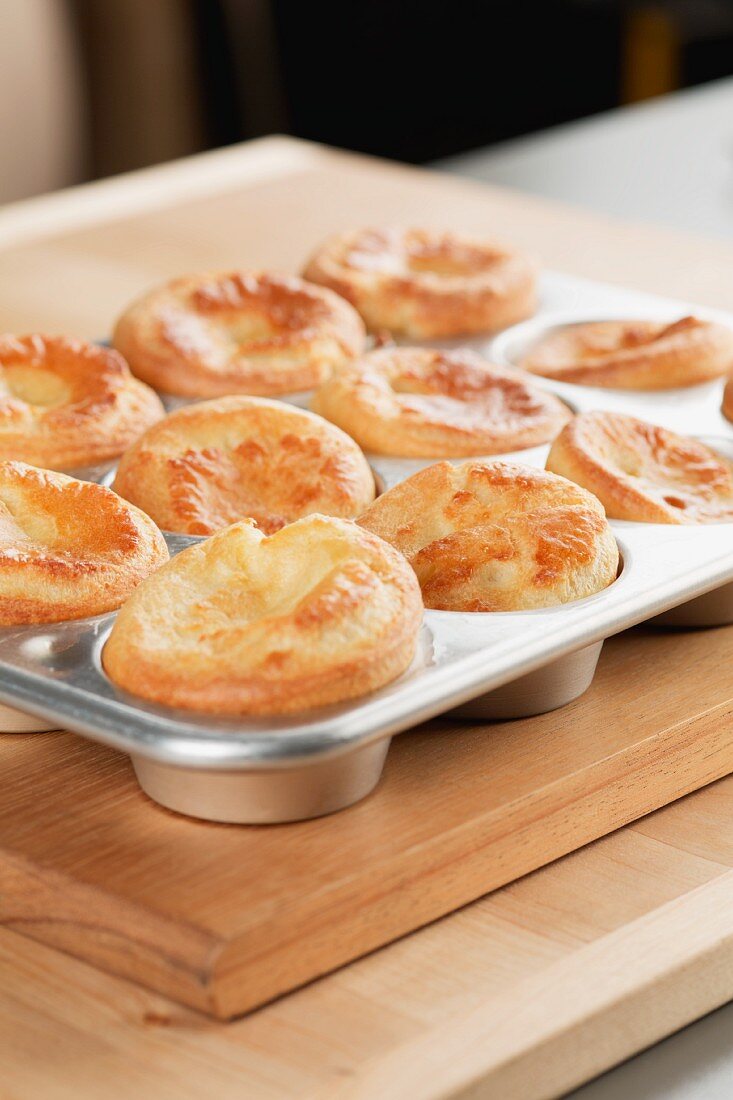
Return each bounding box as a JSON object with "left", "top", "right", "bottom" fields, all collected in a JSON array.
[
  {"left": 547, "top": 411, "right": 733, "bottom": 524},
  {"left": 336, "top": 228, "right": 511, "bottom": 281},
  {"left": 0, "top": 460, "right": 168, "bottom": 625},
  {"left": 102, "top": 515, "right": 423, "bottom": 716},
  {"left": 303, "top": 227, "right": 538, "bottom": 339},
  {"left": 359, "top": 460, "right": 618, "bottom": 611},
  {"left": 0, "top": 334, "right": 164, "bottom": 469},
  {"left": 113, "top": 271, "right": 366, "bottom": 397},
  {"left": 112, "top": 395, "right": 376, "bottom": 536},
  {"left": 521, "top": 316, "right": 733, "bottom": 390},
  {"left": 312, "top": 347, "right": 570, "bottom": 457}
]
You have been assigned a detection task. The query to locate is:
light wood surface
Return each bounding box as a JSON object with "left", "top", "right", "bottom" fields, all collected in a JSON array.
[
  {"left": 3, "top": 136, "right": 733, "bottom": 1094},
  {"left": 4, "top": 776, "right": 733, "bottom": 1100},
  {"left": 4, "top": 134, "right": 733, "bottom": 332},
  {"left": 4, "top": 627, "right": 733, "bottom": 1021}
]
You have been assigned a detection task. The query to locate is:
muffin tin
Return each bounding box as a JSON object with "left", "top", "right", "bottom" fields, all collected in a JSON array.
[{"left": 1, "top": 270, "right": 732, "bottom": 824}]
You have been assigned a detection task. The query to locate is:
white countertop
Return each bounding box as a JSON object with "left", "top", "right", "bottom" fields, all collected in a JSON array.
[
  {"left": 437, "top": 77, "right": 733, "bottom": 240},
  {"left": 437, "top": 77, "right": 733, "bottom": 1098}
]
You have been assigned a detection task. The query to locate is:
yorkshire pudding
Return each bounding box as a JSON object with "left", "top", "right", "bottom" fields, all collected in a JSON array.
[
  {"left": 0, "top": 335, "right": 164, "bottom": 470},
  {"left": 112, "top": 395, "right": 375, "bottom": 535},
  {"left": 0, "top": 460, "right": 168, "bottom": 625},
  {"left": 311, "top": 346, "right": 570, "bottom": 456},
  {"left": 102, "top": 515, "right": 423, "bottom": 715},
  {"left": 547, "top": 411, "right": 733, "bottom": 523},
  {"left": 520, "top": 316, "right": 733, "bottom": 389},
  {"left": 113, "top": 271, "right": 366, "bottom": 398},
  {"left": 721, "top": 377, "right": 733, "bottom": 425},
  {"left": 358, "top": 460, "right": 618, "bottom": 611},
  {"left": 303, "top": 227, "right": 537, "bottom": 338}
]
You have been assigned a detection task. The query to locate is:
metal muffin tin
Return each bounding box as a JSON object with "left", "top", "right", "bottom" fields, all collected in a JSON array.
[{"left": 1, "top": 271, "right": 732, "bottom": 823}]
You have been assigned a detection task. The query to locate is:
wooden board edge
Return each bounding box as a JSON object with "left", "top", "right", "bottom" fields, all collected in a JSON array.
[
  {"left": 208, "top": 701, "right": 733, "bottom": 1018},
  {"left": 2, "top": 700, "right": 731, "bottom": 1020},
  {"left": 308, "top": 868, "right": 733, "bottom": 1100},
  {"left": 0, "top": 135, "right": 323, "bottom": 249},
  {"left": 3, "top": 132, "right": 728, "bottom": 268},
  {"left": 0, "top": 846, "right": 224, "bottom": 1015}
]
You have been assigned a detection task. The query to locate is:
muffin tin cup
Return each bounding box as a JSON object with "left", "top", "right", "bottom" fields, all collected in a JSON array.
[
  {"left": 652, "top": 581, "right": 733, "bottom": 629},
  {"left": 132, "top": 738, "right": 390, "bottom": 824},
  {"left": 450, "top": 641, "right": 603, "bottom": 721},
  {"left": 2, "top": 271, "right": 733, "bottom": 823}
]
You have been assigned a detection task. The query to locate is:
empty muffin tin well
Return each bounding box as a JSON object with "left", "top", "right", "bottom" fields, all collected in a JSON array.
[{"left": 1, "top": 271, "right": 732, "bottom": 823}]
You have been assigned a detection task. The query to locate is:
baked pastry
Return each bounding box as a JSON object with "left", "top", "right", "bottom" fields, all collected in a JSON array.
[
  {"left": 112, "top": 395, "right": 376, "bottom": 535},
  {"left": 0, "top": 335, "right": 164, "bottom": 470},
  {"left": 113, "top": 271, "right": 366, "bottom": 398},
  {"left": 358, "top": 460, "right": 618, "bottom": 611},
  {"left": 311, "top": 347, "right": 571, "bottom": 457},
  {"left": 547, "top": 411, "right": 733, "bottom": 523},
  {"left": 303, "top": 227, "right": 537, "bottom": 338},
  {"left": 103, "top": 515, "right": 423, "bottom": 715},
  {"left": 0, "top": 460, "right": 168, "bottom": 625},
  {"left": 520, "top": 316, "right": 733, "bottom": 389}
]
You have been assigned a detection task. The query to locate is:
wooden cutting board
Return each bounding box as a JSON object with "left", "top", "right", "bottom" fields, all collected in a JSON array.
[
  {"left": 4, "top": 771, "right": 733, "bottom": 1100},
  {"left": 3, "top": 622, "right": 733, "bottom": 1020},
  {"left": 2, "top": 138, "right": 733, "bottom": 1079}
]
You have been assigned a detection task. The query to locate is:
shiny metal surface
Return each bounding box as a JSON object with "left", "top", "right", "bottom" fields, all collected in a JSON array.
[
  {"left": 132, "top": 738, "right": 390, "bottom": 823},
  {"left": 451, "top": 641, "right": 603, "bottom": 720},
  {"left": 64, "top": 459, "right": 117, "bottom": 484},
  {"left": 654, "top": 581, "right": 733, "bottom": 629},
  {"left": 159, "top": 387, "right": 315, "bottom": 413},
  {"left": 1, "top": 271, "right": 731, "bottom": 822}
]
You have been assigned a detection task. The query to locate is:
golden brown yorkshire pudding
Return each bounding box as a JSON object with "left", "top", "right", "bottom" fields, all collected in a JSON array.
[
  {"left": 103, "top": 515, "right": 423, "bottom": 715},
  {"left": 520, "top": 316, "right": 733, "bottom": 390},
  {"left": 547, "top": 411, "right": 733, "bottom": 524},
  {"left": 0, "top": 460, "right": 168, "bottom": 625},
  {"left": 113, "top": 271, "right": 366, "bottom": 398},
  {"left": 112, "top": 395, "right": 376, "bottom": 535},
  {"left": 0, "top": 335, "right": 164, "bottom": 470},
  {"left": 311, "top": 346, "right": 570, "bottom": 457},
  {"left": 358, "top": 460, "right": 618, "bottom": 612},
  {"left": 303, "top": 227, "right": 537, "bottom": 339}
]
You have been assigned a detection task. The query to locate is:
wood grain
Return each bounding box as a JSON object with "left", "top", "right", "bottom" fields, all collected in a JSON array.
[
  {"left": 4, "top": 777, "right": 733, "bottom": 1099},
  {"left": 3, "top": 625, "right": 733, "bottom": 1019},
  {"left": 4, "top": 137, "right": 733, "bottom": 1092}
]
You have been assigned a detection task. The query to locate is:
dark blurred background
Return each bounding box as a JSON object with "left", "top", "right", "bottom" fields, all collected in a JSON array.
[{"left": 3, "top": 0, "right": 733, "bottom": 202}]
